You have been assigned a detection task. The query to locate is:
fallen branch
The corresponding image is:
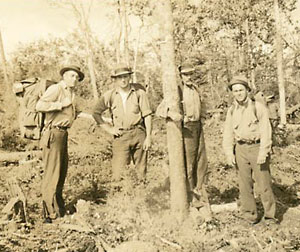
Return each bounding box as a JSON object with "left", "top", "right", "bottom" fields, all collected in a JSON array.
[
  {"left": 251, "top": 232, "right": 264, "bottom": 251},
  {"left": 156, "top": 235, "right": 182, "bottom": 250},
  {"left": 0, "top": 150, "right": 42, "bottom": 164}
]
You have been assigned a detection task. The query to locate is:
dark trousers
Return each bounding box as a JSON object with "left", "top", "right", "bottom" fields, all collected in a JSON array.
[
  {"left": 111, "top": 127, "right": 147, "bottom": 181},
  {"left": 236, "top": 143, "right": 276, "bottom": 220},
  {"left": 183, "top": 121, "right": 208, "bottom": 193},
  {"left": 41, "top": 128, "right": 68, "bottom": 219}
]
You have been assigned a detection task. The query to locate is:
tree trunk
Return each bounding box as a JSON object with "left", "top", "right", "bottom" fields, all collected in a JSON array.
[
  {"left": 274, "top": 0, "right": 286, "bottom": 125},
  {"left": 79, "top": 3, "right": 98, "bottom": 101},
  {"left": 244, "top": 18, "right": 256, "bottom": 91},
  {"left": 120, "top": 0, "right": 130, "bottom": 66},
  {"left": 154, "top": 0, "right": 189, "bottom": 221}
]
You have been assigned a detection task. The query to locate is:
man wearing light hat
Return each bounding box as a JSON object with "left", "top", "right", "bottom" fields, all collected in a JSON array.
[
  {"left": 92, "top": 65, "right": 152, "bottom": 183},
  {"left": 222, "top": 75, "right": 277, "bottom": 225},
  {"left": 36, "top": 65, "right": 84, "bottom": 223}
]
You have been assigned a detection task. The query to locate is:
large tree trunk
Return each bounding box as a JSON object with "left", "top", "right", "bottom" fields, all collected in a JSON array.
[
  {"left": 154, "top": 0, "right": 189, "bottom": 221},
  {"left": 274, "top": 0, "right": 286, "bottom": 125}
]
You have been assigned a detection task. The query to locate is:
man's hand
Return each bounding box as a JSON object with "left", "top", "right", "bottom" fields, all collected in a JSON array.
[
  {"left": 61, "top": 97, "right": 72, "bottom": 108},
  {"left": 143, "top": 135, "right": 151, "bottom": 151},
  {"left": 226, "top": 154, "right": 236, "bottom": 166},
  {"left": 257, "top": 156, "right": 266, "bottom": 165},
  {"left": 108, "top": 126, "right": 123, "bottom": 137}
]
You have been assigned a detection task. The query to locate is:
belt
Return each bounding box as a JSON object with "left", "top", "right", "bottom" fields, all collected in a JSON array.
[
  {"left": 237, "top": 139, "right": 260, "bottom": 145},
  {"left": 119, "top": 124, "right": 144, "bottom": 131},
  {"left": 52, "top": 125, "right": 68, "bottom": 131}
]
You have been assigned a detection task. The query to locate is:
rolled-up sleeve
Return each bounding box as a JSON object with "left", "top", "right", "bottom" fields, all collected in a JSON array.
[
  {"left": 222, "top": 109, "right": 235, "bottom": 158},
  {"left": 92, "top": 92, "right": 110, "bottom": 124},
  {"left": 138, "top": 90, "right": 152, "bottom": 117}
]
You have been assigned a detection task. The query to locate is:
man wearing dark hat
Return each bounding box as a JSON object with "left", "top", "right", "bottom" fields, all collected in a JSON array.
[
  {"left": 36, "top": 65, "right": 84, "bottom": 223},
  {"left": 156, "top": 62, "right": 209, "bottom": 207},
  {"left": 222, "top": 75, "right": 277, "bottom": 225},
  {"left": 92, "top": 65, "right": 152, "bottom": 183},
  {"left": 178, "top": 63, "right": 209, "bottom": 206}
]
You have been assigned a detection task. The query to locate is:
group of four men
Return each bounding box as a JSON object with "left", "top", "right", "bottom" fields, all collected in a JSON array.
[{"left": 36, "top": 64, "right": 276, "bottom": 226}]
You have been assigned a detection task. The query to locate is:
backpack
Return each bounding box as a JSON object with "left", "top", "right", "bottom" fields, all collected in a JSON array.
[{"left": 13, "top": 78, "right": 56, "bottom": 140}]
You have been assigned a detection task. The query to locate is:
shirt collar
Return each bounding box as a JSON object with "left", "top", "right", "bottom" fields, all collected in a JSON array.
[{"left": 234, "top": 96, "right": 251, "bottom": 108}]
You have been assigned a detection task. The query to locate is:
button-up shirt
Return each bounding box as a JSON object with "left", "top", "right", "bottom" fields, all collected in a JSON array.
[
  {"left": 222, "top": 97, "right": 272, "bottom": 160},
  {"left": 92, "top": 85, "right": 152, "bottom": 129},
  {"left": 36, "top": 80, "right": 76, "bottom": 128},
  {"left": 182, "top": 84, "right": 203, "bottom": 123}
]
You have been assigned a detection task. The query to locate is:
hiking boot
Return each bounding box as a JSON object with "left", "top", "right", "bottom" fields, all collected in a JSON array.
[{"left": 262, "top": 217, "right": 279, "bottom": 226}]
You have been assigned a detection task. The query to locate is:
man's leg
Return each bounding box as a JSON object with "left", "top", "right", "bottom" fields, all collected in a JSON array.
[
  {"left": 55, "top": 130, "right": 68, "bottom": 217},
  {"left": 252, "top": 156, "right": 276, "bottom": 219},
  {"left": 235, "top": 144, "right": 258, "bottom": 221},
  {"left": 131, "top": 128, "right": 147, "bottom": 181},
  {"left": 111, "top": 134, "right": 131, "bottom": 181},
  {"left": 183, "top": 122, "right": 199, "bottom": 192},
  {"left": 41, "top": 129, "right": 66, "bottom": 220},
  {"left": 196, "top": 125, "right": 208, "bottom": 190}
]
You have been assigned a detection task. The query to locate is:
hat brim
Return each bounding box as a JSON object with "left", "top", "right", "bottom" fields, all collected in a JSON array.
[
  {"left": 228, "top": 82, "right": 251, "bottom": 92},
  {"left": 111, "top": 71, "right": 133, "bottom": 78},
  {"left": 60, "top": 67, "right": 84, "bottom": 82}
]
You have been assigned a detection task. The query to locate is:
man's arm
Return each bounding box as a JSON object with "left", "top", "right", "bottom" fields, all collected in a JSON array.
[
  {"left": 143, "top": 115, "right": 152, "bottom": 151},
  {"left": 92, "top": 94, "right": 123, "bottom": 137},
  {"left": 222, "top": 108, "right": 236, "bottom": 166},
  {"left": 36, "top": 85, "right": 63, "bottom": 112}
]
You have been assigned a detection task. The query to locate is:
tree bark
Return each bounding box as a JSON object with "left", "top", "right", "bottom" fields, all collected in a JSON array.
[
  {"left": 274, "top": 0, "right": 286, "bottom": 125},
  {"left": 154, "top": 0, "right": 189, "bottom": 220}
]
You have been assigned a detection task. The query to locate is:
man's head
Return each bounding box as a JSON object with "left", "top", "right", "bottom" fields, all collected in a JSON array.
[
  {"left": 111, "top": 65, "right": 133, "bottom": 90},
  {"left": 60, "top": 65, "right": 84, "bottom": 88},
  {"left": 229, "top": 75, "right": 250, "bottom": 103},
  {"left": 178, "top": 62, "right": 195, "bottom": 86}
]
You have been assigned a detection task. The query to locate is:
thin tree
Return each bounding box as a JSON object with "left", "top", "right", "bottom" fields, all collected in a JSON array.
[
  {"left": 153, "top": 0, "right": 189, "bottom": 221},
  {"left": 274, "top": 0, "right": 286, "bottom": 125}
]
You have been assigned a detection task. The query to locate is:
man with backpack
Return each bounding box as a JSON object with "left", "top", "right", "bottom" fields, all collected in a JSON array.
[
  {"left": 92, "top": 65, "right": 152, "bottom": 184},
  {"left": 222, "top": 75, "right": 277, "bottom": 225},
  {"left": 36, "top": 65, "right": 84, "bottom": 223}
]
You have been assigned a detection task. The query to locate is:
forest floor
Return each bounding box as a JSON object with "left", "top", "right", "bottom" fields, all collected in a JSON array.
[{"left": 0, "top": 116, "right": 300, "bottom": 252}]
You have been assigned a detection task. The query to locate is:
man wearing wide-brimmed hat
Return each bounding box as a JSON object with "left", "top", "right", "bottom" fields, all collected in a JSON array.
[
  {"left": 222, "top": 75, "right": 277, "bottom": 225},
  {"left": 92, "top": 65, "right": 152, "bottom": 183},
  {"left": 178, "top": 62, "right": 209, "bottom": 207},
  {"left": 36, "top": 65, "right": 84, "bottom": 223},
  {"left": 156, "top": 62, "right": 209, "bottom": 207}
]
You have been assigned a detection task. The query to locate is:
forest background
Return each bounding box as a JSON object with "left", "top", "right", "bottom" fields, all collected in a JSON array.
[{"left": 0, "top": 0, "right": 300, "bottom": 147}]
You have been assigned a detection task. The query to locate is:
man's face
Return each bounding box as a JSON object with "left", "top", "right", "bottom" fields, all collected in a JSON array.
[
  {"left": 115, "top": 74, "right": 131, "bottom": 89},
  {"left": 63, "top": 70, "right": 79, "bottom": 88},
  {"left": 232, "top": 84, "right": 248, "bottom": 103},
  {"left": 181, "top": 72, "right": 193, "bottom": 86}
]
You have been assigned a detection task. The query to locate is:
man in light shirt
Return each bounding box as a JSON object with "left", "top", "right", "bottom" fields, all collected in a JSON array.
[
  {"left": 92, "top": 65, "right": 152, "bottom": 183},
  {"left": 222, "top": 75, "right": 277, "bottom": 225},
  {"left": 36, "top": 65, "right": 84, "bottom": 223},
  {"left": 155, "top": 62, "right": 209, "bottom": 207}
]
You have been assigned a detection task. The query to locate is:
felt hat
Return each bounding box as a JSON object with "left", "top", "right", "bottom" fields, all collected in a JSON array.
[
  {"left": 178, "top": 63, "right": 195, "bottom": 74},
  {"left": 228, "top": 75, "right": 251, "bottom": 91},
  {"left": 111, "top": 65, "right": 133, "bottom": 78},
  {"left": 60, "top": 65, "right": 84, "bottom": 82}
]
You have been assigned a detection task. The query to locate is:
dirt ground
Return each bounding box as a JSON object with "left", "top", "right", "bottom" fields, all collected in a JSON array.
[{"left": 0, "top": 116, "right": 300, "bottom": 252}]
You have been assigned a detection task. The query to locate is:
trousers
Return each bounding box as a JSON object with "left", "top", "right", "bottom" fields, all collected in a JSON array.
[
  {"left": 41, "top": 128, "right": 68, "bottom": 219},
  {"left": 183, "top": 121, "right": 208, "bottom": 192},
  {"left": 235, "top": 143, "right": 276, "bottom": 220},
  {"left": 111, "top": 127, "right": 147, "bottom": 181}
]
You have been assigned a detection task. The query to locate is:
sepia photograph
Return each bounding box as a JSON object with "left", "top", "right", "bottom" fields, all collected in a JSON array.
[{"left": 0, "top": 0, "right": 300, "bottom": 251}]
